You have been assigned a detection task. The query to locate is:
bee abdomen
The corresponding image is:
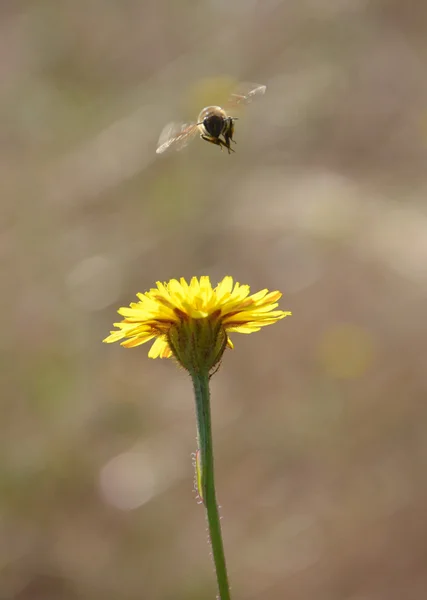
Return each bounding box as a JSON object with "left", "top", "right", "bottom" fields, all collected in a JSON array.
[
  {"left": 198, "top": 106, "right": 227, "bottom": 138},
  {"left": 204, "top": 114, "right": 225, "bottom": 138}
]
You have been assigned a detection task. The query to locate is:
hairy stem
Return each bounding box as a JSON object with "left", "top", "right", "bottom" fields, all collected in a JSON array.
[{"left": 191, "top": 370, "right": 231, "bottom": 600}]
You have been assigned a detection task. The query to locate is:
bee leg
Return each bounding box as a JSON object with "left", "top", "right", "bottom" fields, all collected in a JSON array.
[
  {"left": 201, "top": 134, "right": 233, "bottom": 153},
  {"left": 222, "top": 135, "right": 236, "bottom": 154},
  {"left": 228, "top": 118, "right": 237, "bottom": 145},
  {"left": 200, "top": 134, "right": 220, "bottom": 148}
]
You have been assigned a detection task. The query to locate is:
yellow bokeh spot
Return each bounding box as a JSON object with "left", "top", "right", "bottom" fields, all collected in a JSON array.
[
  {"left": 184, "top": 75, "right": 239, "bottom": 118},
  {"left": 317, "top": 324, "right": 375, "bottom": 379}
]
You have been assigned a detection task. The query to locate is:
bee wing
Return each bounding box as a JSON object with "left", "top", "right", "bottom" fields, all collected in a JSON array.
[
  {"left": 226, "top": 82, "right": 267, "bottom": 109},
  {"left": 156, "top": 121, "right": 199, "bottom": 154}
]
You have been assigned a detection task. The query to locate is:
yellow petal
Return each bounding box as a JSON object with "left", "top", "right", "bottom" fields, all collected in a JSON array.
[
  {"left": 103, "top": 276, "right": 291, "bottom": 363},
  {"left": 121, "top": 335, "right": 155, "bottom": 348},
  {"left": 148, "top": 336, "right": 173, "bottom": 358}
]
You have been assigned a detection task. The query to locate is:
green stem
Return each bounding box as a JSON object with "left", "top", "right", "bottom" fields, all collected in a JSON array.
[{"left": 191, "top": 370, "right": 231, "bottom": 600}]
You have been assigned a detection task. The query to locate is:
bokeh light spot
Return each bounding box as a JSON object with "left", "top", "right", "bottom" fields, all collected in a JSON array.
[
  {"left": 99, "top": 452, "right": 157, "bottom": 511},
  {"left": 184, "top": 75, "right": 238, "bottom": 118},
  {"left": 317, "top": 324, "right": 376, "bottom": 379}
]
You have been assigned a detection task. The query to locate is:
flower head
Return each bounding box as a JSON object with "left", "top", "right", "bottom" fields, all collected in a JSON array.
[{"left": 103, "top": 276, "right": 291, "bottom": 373}]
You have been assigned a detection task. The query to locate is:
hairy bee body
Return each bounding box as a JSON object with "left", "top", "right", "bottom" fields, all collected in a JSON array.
[
  {"left": 155, "top": 82, "right": 266, "bottom": 155},
  {"left": 197, "top": 106, "right": 237, "bottom": 153}
]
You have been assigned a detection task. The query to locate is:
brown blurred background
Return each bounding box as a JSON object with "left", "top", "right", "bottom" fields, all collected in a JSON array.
[{"left": 2, "top": 1, "right": 427, "bottom": 599}]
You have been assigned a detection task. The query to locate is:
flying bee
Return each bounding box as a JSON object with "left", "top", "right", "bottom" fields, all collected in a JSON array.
[{"left": 156, "top": 82, "right": 266, "bottom": 155}]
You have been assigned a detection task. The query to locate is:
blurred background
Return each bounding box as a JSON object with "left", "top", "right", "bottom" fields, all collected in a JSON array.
[{"left": 2, "top": 1, "right": 427, "bottom": 599}]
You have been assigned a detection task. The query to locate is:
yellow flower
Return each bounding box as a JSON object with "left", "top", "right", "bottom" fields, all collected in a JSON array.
[{"left": 103, "top": 276, "right": 291, "bottom": 373}]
